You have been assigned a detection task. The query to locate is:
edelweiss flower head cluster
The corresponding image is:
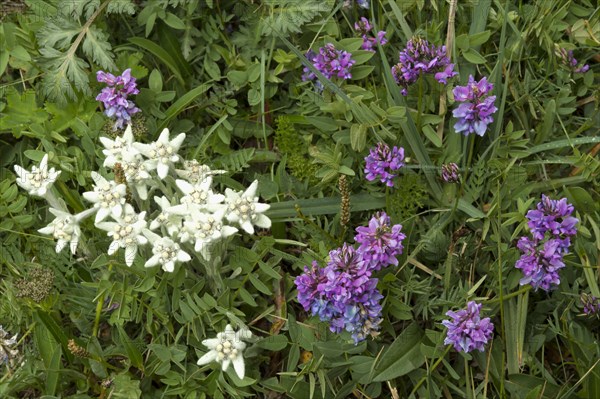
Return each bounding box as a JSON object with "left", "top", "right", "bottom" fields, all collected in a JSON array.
[
  {"left": 15, "top": 125, "right": 271, "bottom": 271},
  {"left": 295, "top": 211, "right": 405, "bottom": 344},
  {"left": 515, "top": 195, "right": 578, "bottom": 291},
  {"left": 197, "top": 324, "right": 253, "bottom": 379}
]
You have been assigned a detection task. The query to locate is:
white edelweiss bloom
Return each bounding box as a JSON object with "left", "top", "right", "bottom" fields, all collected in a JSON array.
[
  {"left": 96, "top": 204, "right": 148, "bottom": 267},
  {"left": 223, "top": 180, "right": 271, "bottom": 235},
  {"left": 175, "top": 159, "right": 226, "bottom": 184},
  {"left": 179, "top": 208, "right": 237, "bottom": 261},
  {"left": 143, "top": 230, "right": 191, "bottom": 272},
  {"left": 133, "top": 128, "right": 186, "bottom": 179},
  {"left": 0, "top": 325, "right": 19, "bottom": 367},
  {"left": 169, "top": 178, "right": 225, "bottom": 215},
  {"left": 82, "top": 172, "right": 127, "bottom": 224},
  {"left": 149, "top": 196, "right": 183, "bottom": 237},
  {"left": 99, "top": 124, "right": 138, "bottom": 168},
  {"left": 197, "top": 324, "right": 253, "bottom": 379},
  {"left": 38, "top": 208, "right": 82, "bottom": 254},
  {"left": 14, "top": 154, "right": 61, "bottom": 197},
  {"left": 120, "top": 152, "right": 151, "bottom": 200}
]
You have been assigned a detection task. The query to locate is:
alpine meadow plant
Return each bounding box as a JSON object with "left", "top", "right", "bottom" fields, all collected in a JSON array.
[{"left": 2, "top": 1, "right": 598, "bottom": 397}]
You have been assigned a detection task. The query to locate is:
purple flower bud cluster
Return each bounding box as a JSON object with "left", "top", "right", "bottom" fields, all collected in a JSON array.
[
  {"left": 391, "top": 37, "right": 457, "bottom": 96},
  {"left": 96, "top": 69, "right": 140, "bottom": 130},
  {"left": 354, "top": 17, "right": 387, "bottom": 52},
  {"left": 515, "top": 195, "right": 578, "bottom": 292},
  {"left": 441, "top": 163, "right": 459, "bottom": 183},
  {"left": 555, "top": 47, "right": 590, "bottom": 74},
  {"left": 295, "top": 212, "right": 406, "bottom": 344},
  {"left": 364, "top": 143, "right": 405, "bottom": 187},
  {"left": 302, "top": 44, "right": 356, "bottom": 91},
  {"left": 452, "top": 75, "right": 498, "bottom": 137},
  {"left": 580, "top": 293, "right": 600, "bottom": 317},
  {"left": 441, "top": 301, "right": 494, "bottom": 353}
]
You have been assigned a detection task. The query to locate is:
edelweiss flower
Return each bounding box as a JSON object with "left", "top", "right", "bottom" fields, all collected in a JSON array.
[
  {"left": 149, "top": 196, "right": 183, "bottom": 237},
  {"left": 82, "top": 172, "right": 127, "bottom": 224},
  {"left": 175, "top": 160, "right": 226, "bottom": 184},
  {"left": 143, "top": 231, "right": 191, "bottom": 272},
  {"left": 197, "top": 324, "right": 253, "bottom": 379},
  {"left": 120, "top": 152, "right": 151, "bottom": 200},
  {"left": 223, "top": 180, "right": 271, "bottom": 234},
  {"left": 37, "top": 208, "right": 95, "bottom": 254},
  {"left": 96, "top": 204, "right": 148, "bottom": 266},
  {"left": 169, "top": 178, "right": 225, "bottom": 214},
  {"left": 99, "top": 125, "right": 138, "bottom": 168},
  {"left": 133, "top": 128, "right": 186, "bottom": 179},
  {"left": 14, "top": 154, "right": 61, "bottom": 197},
  {"left": 0, "top": 325, "right": 19, "bottom": 367},
  {"left": 179, "top": 208, "right": 238, "bottom": 260}
]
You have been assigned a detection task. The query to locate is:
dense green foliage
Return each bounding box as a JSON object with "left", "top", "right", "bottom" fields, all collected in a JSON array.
[{"left": 1, "top": 0, "right": 599, "bottom": 398}]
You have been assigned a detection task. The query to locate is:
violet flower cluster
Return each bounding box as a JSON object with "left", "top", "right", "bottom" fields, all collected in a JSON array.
[
  {"left": 555, "top": 47, "right": 590, "bottom": 74},
  {"left": 581, "top": 293, "right": 600, "bottom": 318},
  {"left": 515, "top": 195, "right": 578, "bottom": 292},
  {"left": 364, "top": 143, "right": 405, "bottom": 187},
  {"left": 295, "top": 212, "right": 405, "bottom": 344},
  {"left": 452, "top": 75, "right": 498, "bottom": 137},
  {"left": 302, "top": 44, "right": 356, "bottom": 92},
  {"left": 391, "top": 37, "right": 457, "bottom": 95},
  {"left": 96, "top": 69, "right": 140, "bottom": 130},
  {"left": 354, "top": 17, "right": 387, "bottom": 52},
  {"left": 441, "top": 163, "right": 459, "bottom": 183},
  {"left": 442, "top": 301, "right": 494, "bottom": 353}
]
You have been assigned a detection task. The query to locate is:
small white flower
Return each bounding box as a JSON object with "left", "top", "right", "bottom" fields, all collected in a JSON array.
[
  {"left": 0, "top": 325, "right": 19, "bottom": 367},
  {"left": 96, "top": 204, "right": 148, "bottom": 267},
  {"left": 175, "top": 160, "right": 226, "bottom": 184},
  {"left": 143, "top": 231, "right": 191, "bottom": 272},
  {"left": 149, "top": 196, "right": 183, "bottom": 237},
  {"left": 99, "top": 125, "right": 138, "bottom": 168},
  {"left": 224, "top": 180, "right": 271, "bottom": 234},
  {"left": 82, "top": 172, "right": 127, "bottom": 224},
  {"left": 179, "top": 209, "right": 237, "bottom": 260},
  {"left": 169, "top": 178, "right": 225, "bottom": 214},
  {"left": 14, "top": 154, "right": 61, "bottom": 197},
  {"left": 133, "top": 128, "right": 186, "bottom": 179},
  {"left": 120, "top": 152, "right": 151, "bottom": 200},
  {"left": 197, "top": 324, "right": 253, "bottom": 379},
  {"left": 38, "top": 208, "right": 82, "bottom": 254}
]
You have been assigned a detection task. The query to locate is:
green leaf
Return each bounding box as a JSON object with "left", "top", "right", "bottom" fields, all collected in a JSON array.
[
  {"left": 117, "top": 325, "right": 144, "bottom": 371},
  {"left": 350, "top": 124, "right": 367, "bottom": 151},
  {"left": 128, "top": 37, "right": 184, "bottom": 85},
  {"left": 248, "top": 273, "right": 272, "bottom": 295},
  {"left": 422, "top": 124, "right": 442, "bottom": 147},
  {"left": 372, "top": 323, "right": 424, "bottom": 382},
  {"left": 157, "top": 84, "right": 211, "bottom": 131},
  {"left": 257, "top": 335, "right": 288, "bottom": 351},
  {"left": 82, "top": 26, "right": 116, "bottom": 70},
  {"left": 349, "top": 65, "right": 375, "bottom": 80},
  {"left": 462, "top": 48, "right": 487, "bottom": 64}
]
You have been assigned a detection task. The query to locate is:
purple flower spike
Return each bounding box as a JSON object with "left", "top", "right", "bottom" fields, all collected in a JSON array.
[
  {"left": 354, "top": 211, "right": 406, "bottom": 271},
  {"left": 555, "top": 47, "right": 590, "bottom": 73},
  {"left": 452, "top": 75, "right": 497, "bottom": 137},
  {"left": 302, "top": 44, "right": 356, "bottom": 90},
  {"left": 441, "top": 163, "right": 459, "bottom": 183},
  {"left": 354, "top": 17, "right": 387, "bottom": 52},
  {"left": 515, "top": 195, "right": 578, "bottom": 292},
  {"left": 364, "top": 143, "right": 405, "bottom": 187},
  {"left": 442, "top": 301, "right": 494, "bottom": 353},
  {"left": 391, "top": 37, "right": 457, "bottom": 95},
  {"left": 581, "top": 293, "right": 600, "bottom": 317},
  {"left": 96, "top": 68, "right": 140, "bottom": 130}
]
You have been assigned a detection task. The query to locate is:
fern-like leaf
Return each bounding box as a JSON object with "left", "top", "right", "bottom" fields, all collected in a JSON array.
[
  {"left": 82, "top": 26, "right": 116, "bottom": 70},
  {"left": 106, "top": 0, "right": 136, "bottom": 15},
  {"left": 37, "top": 18, "right": 82, "bottom": 49},
  {"left": 260, "top": 0, "right": 333, "bottom": 37}
]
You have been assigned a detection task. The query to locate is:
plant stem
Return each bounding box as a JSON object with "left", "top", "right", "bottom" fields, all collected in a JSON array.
[{"left": 93, "top": 261, "right": 113, "bottom": 337}]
